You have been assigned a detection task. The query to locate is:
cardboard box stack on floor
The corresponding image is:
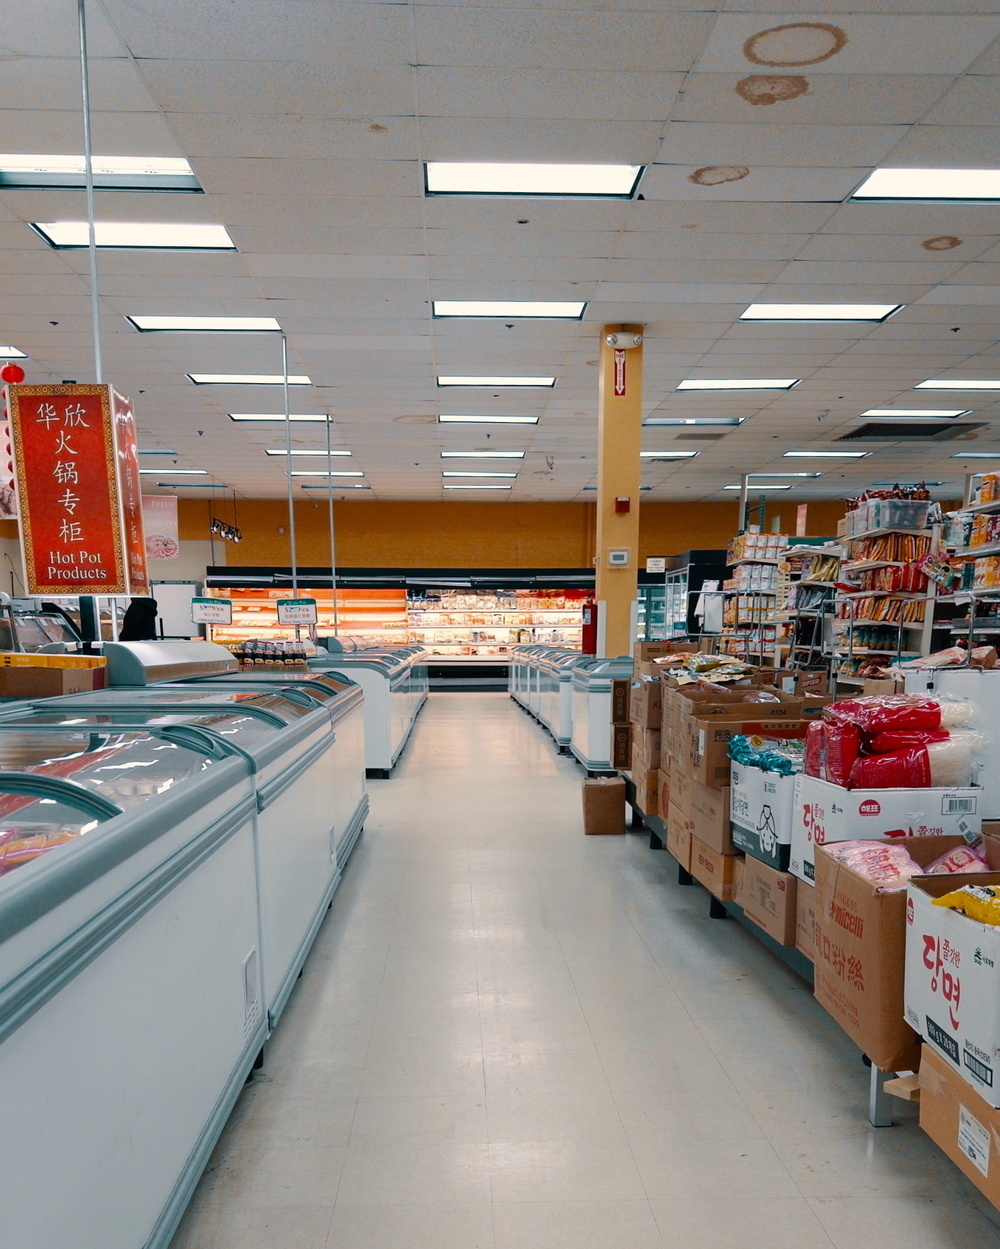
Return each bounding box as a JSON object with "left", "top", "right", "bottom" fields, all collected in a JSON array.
[
  {"left": 627, "top": 658, "right": 663, "bottom": 815},
  {"left": 919, "top": 1045, "right": 1000, "bottom": 1208},
  {"left": 582, "top": 776, "right": 626, "bottom": 836}
]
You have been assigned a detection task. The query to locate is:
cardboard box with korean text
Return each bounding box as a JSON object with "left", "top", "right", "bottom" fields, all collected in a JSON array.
[
  {"left": 611, "top": 678, "right": 630, "bottom": 726},
  {"left": 741, "top": 858, "right": 798, "bottom": 946},
  {"left": 730, "top": 760, "right": 797, "bottom": 870},
  {"left": 690, "top": 836, "right": 741, "bottom": 901},
  {"left": 790, "top": 773, "right": 982, "bottom": 886},
  {"left": 905, "top": 872, "right": 1000, "bottom": 1107},
  {"left": 632, "top": 727, "right": 661, "bottom": 773},
  {"left": 688, "top": 779, "right": 735, "bottom": 855},
  {"left": 796, "top": 885, "right": 817, "bottom": 962},
  {"left": 813, "top": 836, "right": 976, "bottom": 1072},
  {"left": 582, "top": 777, "right": 626, "bottom": 836},
  {"left": 629, "top": 676, "right": 662, "bottom": 729},
  {"left": 611, "top": 723, "right": 632, "bottom": 771},
  {"left": 688, "top": 718, "right": 807, "bottom": 789},
  {"left": 919, "top": 1045, "right": 1000, "bottom": 1208}
]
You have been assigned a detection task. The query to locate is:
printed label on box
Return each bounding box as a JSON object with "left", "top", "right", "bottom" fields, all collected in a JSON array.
[{"left": 959, "top": 1106, "right": 992, "bottom": 1177}]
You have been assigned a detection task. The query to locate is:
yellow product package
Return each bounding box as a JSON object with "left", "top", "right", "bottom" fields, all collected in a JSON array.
[{"left": 932, "top": 884, "right": 1000, "bottom": 926}]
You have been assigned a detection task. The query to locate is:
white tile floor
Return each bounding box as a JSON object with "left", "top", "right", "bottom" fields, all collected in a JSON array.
[{"left": 169, "top": 693, "right": 1000, "bottom": 1249}]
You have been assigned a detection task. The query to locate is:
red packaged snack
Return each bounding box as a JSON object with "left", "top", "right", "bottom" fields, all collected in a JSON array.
[
  {"left": 867, "top": 729, "right": 951, "bottom": 754},
  {"left": 827, "top": 695, "right": 943, "bottom": 734},
  {"left": 824, "top": 717, "right": 861, "bottom": 786},
  {"left": 804, "top": 720, "right": 826, "bottom": 779},
  {"left": 849, "top": 746, "right": 932, "bottom": 789}
]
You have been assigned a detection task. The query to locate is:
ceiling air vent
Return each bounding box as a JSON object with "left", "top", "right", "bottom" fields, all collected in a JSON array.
[
  {"left": 672, "top": 432, "right": 726, "bottom": 442},
  {"left": 839, "top": 421, "right": 985, "bottom": 442}
]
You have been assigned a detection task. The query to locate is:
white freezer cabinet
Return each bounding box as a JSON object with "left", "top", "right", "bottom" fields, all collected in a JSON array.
[
  {"left": 535, "top": 648, "right": 588, "bottom": 749},
  {"left": 509, "top": 644, "right": 545, "bottom": 709},
  {"left": 0, "top": 720, "right": 263, "bottom": 1249},
  {"left": 570, "top": 656, "right": 634, "bottom": 772},
  {"left": 311, "top": 642, "right": 428, "bottom": 776}
]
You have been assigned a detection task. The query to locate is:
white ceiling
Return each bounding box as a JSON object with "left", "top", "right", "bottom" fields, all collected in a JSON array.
[{"left": 2, "top": 0, "right": 1000, "bottom": 503}]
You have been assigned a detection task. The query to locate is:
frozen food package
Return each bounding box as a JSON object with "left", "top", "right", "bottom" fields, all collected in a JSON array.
[
  {"left": 804, "top": 720, "right": 826, "bottom": 779},
  {"left": 925, "top": 844, "right": 990, "bottom": 875},
  {"left": 0, "top": 826, "right": 79, "bottom": 874},
  {"left": 824, "top": 717, "right": 862, "bottom": 786},
  {"left": 825, "top": 840, "right": 921, "bottom": 891},
  {"left": 932, "top": 884, "right": 1000, "bottom": 925}
]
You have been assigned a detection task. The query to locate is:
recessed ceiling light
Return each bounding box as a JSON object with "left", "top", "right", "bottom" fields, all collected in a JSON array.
[
  {"left": 747, "top": 472, "right": 823, "bottom": 478},
  {"left": 583, "top": 485, "right": 652, "bottom": 492},
  {"left": 916, "top": 379, "right": 1000, "bottom": 391},
  {"left": 425, "top": 161, "right": 643, "bottom": 199},
  {"left": 290, "top": 470, "right": 364, "bottom": 477},
  {"left": 265, "top": 448, "right": 351, "bottom": 457},
  {"left": 440, "top": 451, "right": 525, "bottom": 459},
  {"left": 639, "top": 450, "right": 699, "bottom": 459},
  {"left": 643, "top": 416, "right": 745, "bottom": 427},
  {"left": 852, "top": 168, "right": 1000, "bottom": 202},
  {"left": 861, "top": 408, "right": 969, "bottom": 419},
  {"left": 724, "top": 483, "right": 794, "bottom": 491},
  {"left": 783, "top": 450, "right": 871, "bottom": 458},
  {"left": 127, "top": 315, "right": 280, "bottom": 333},
  {"left": 872, "top": 480, "right": 944, "bottom": 486},
  {"left": 31, "top": 221, "right": 236, "bottom": 250},
  {"left": 740, "top": 303, "right": 902, "bottom": 323},
  {"left": 0, "top": 345, "right": 27, "bottom": 359},
  {"left": 0, "top": 154, "right": 200, "bottom": 192},
  {"left": 437, "top": 375, "right": 555, "bottom": 388},
  {"left": 138, "top": 468, "right": 207, "bottom": 475},
  {"left": 229, "top": 412, "right": 327, "bottom": 422},
  {"left": 433, "top": 300, "right": 586, "bottom": 320},
  {"left": 438, "top": 414, "right": 539, "bottom": 425},
  {"left": 301, "top": 483, "right": 371, "bottom": 490},
  {"left": 190, "top": 373, "right": 311, "bottom": 386},
  {"left": 677, "top": 378, "right": 800, "bottom": 391},
  {"left": 156, "top": 481, "right": 230, "bottom": 489},
  {"left": 444, "top": 483, "right": 513, "bottom": 490},
  {"left": 950, "top": 453, "right": 1000, "bottom": 460},
  {"left": 138, "top": 448, "right": 178, "bottom": 456},
  {"left": 442, "top": 470, "right": 518, "bottom": 479}
]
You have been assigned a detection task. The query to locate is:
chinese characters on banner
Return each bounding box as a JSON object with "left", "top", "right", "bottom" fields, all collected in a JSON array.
[
  {"left": 142, "top": 495, "right": 180, "bottom": 560},
  {"left": 5, "top": 384, "right": 149, "bottom": 595}
]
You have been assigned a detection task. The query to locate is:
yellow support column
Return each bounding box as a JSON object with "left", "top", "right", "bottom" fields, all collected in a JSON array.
[{"left": 595, "top": 324, "right": 643, "bottom": 658}]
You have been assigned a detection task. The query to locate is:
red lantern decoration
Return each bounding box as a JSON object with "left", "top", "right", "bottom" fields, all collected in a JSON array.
[{"left": 1, "top": 363, "right": 25, "bottom": 384}]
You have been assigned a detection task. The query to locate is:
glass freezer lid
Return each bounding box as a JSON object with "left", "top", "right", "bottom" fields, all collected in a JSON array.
[
  {"left": 17, "top": 710, "right": 281, "bottom": 752},
  {"left": 49, "top": 688, "right": 312, "bottom": 722},
  {"left": 172, "top": 673, "right": 348, "bottom": 700}
]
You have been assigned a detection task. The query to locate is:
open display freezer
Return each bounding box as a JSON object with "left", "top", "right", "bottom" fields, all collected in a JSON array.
[
  {"left": 509, "top": 645, "right": 544, "bottom": 709},
  {"left": 309, "top": 642, "right": 428, "bottom": 776},
  {"left": 42, "top": 678, "right": 367, "bottom": 1030},
  {"left": 536, "top": 648, "right": 588, "bottom": 749},
  {"left": 570, "top": 656, "right": 634, "bottom": 772},
  {"left": 0, "top": 720, "right": 262, "bottom": 1249}
]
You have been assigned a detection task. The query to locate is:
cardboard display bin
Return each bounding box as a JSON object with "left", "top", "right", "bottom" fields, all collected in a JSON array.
[
  {"left": 796, "top": 885, "right": 817, "bottom": 963},
  {"left": 919, "top": 1045, "right": 1000, "bottom": 1208},
  {"left": 690, "top": 836, "right": 741, "bottom": 901}
]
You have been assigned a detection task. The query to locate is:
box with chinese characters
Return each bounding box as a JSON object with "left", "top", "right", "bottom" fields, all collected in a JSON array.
[{"left": 906, "top": 871, "right": 1000, "bottom": 1106}]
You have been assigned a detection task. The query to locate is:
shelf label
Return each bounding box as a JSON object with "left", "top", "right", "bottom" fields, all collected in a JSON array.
[
  {"left": 192, "top": 597, "right": 232, "bottom": 625},
  {"left": 277, "top": 597, "right": 318, "bottom": 625}
]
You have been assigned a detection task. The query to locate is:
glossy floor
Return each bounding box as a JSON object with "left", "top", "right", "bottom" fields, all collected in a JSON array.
[{"left": 169, "top": 693, "right": 1000, "bottom": 1249}]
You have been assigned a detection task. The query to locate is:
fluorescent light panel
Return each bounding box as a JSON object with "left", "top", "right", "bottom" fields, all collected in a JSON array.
[
  {"left": 0, "top": 154, "right": 200, "bottom": 192},
  {"left": 189, "top": 373, "right": 310, "bottom": 385},
  {"left": 440, "top": 451, "right": 524, "bottom": 459},
  {"left": 444, "top": 483, "right": 512, "bottom": 490},
  {"left": 32, "top": 221, "right": 235, "bottom": 250},
  {"left": 677, "top": 378, "right": 799, "bottom": 391},
  {"left": 0, "top": 345, "right": 27, "bottom": 359},
  {"left": 265, "top": 448, "right": 351, "bottom": 457},
  {"left": 229, "top": 412, "right": 326, "bottom": 422},
  {"left": 640, "top": 450, "right": 699, "bottom": 459},
  {"left": 784, "top": 450, "right": 871, "bottom": 458},
  {"left": 290, "top": 470, "right": 363, "bottom": 477},
  {"left": 127, "top": 315, "right": 280, "bottom": 333},
  {"left": 724, "top": 483, "right": 793, "bottom": 491},
  {"left": 853, "top": 168, "right": 1000, "bottom": 202},
  {"left": 301, "top": 483, "right": 370, "bottom": 490},
  {"left": 747, "top": 472, "right": 822, "bottom": 478},
  {"left": 437, "top": 375, "right": 555, "bottom": 388},
  {"left": 139, "top": 468, "right": 206, "bottom": 475},
  {"left": 951, "top": 453, "right": 1000, "bottom": 460},
  {"left": 916, "top": 379, "right": 1000, "bottom": 391},
  {"left": 156, "top": 481, "right": 230, "bottom": 488},
  {"left": 433, "top": 300, "right": 586, "bottom": 320},
  {"left": 862, "top": 408, "right": 969, "bottom": 419},
  {"left": 741, "top": 303, "right": 902, "bottom": 323},
  {"left": 442, "top": 470, "right": 518, "bottom": 479},
  {"left": 644, "top": 416, "right": 745, "bottom": 427},
  {"left": 438, "top": 414, "right": 538, "bottom": 425},
  {"left": 425, "top": 162, "right": 643, "bottom": 199}
]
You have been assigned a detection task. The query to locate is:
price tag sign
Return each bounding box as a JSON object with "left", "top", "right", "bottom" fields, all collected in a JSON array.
[
  {"left": 277, "top": 597, "right": 318, "bottom": 625},
  {"left": 646, "top": 557, "right": 666, "bottom": 573},
  {"left": 191, "top": 597, "right": 232, "bottom": 625}
]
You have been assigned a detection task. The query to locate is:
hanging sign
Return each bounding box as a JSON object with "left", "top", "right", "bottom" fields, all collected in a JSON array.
[
  {"left": 613, "top": 348, "right": 626, "bottom": 396},
  {"left": 277, "top": 597, "right": 318, "bottom": 625},
  {"left": 191, "top": 596, "right": 232, "bottom": 625},
  {"left": 646, "top": 557, "right": 666, "bottom": 573},
  {"left": 6, "top": 383, "right": 149, "bottom": 595},
  {"left": 143, "top": 495, "right": 180, "bottom": 559}
]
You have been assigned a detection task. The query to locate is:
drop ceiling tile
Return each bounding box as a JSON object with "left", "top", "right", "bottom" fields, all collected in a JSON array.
[
  {"left": 642, "top": 163, "right": 865, "bottom": 201},
  {"left": 774, "top": 259, "right": 963, "bottom": 283},
  {"left": 0, "top": 58, "right": 157, "bottom": 112},
  {"left": 245, "top": 254, "right": 426, "bottom": 281},
  {"left": 602, "top": 259, "right": 785, "bottom": 283},
  {"left": 419, "top": 117, "right": 664, "bottom": 164},
  {"left": 195, "top": 158, "right": 420, "bottom": 199},
  {"left": 615, "top": 231, "right": 809, "bottom": 260},
  {"left": 657, "top": 120, "right": 904, "bottom": 166},
  {"left": 415, "top": 67, "right": 685, "bottom": 120},
  {"left": 423, "top": 198, "right": 631, "bottom": 231},
  {"left": 428, "top": 255, "right": 607, "bottom": 282},
  {"left": 168, "top": 113, "right": 420, "bottom": 160},
  {"left": 595, "top": 282, "right": 764, "bottom": 303},
  {"left": 426, "top": 229, "right": 618, "bottom": 259},
  {"left": 886, "top": 125, "right": 1000, "bottom": 165},
  {"left": 801, "top": 232, "right": 995, "bottom": 262},
  {"left": 917, "top": 286, "right": 1000, "bottom": 304}
]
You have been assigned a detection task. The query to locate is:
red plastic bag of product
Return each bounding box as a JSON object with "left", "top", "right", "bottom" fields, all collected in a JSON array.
[
  {"left": 826, "top": 695, "right": 943, "bottom": 734},
  {"left": 868, "top": 729, "right": 951, "bottom": 754},
  {"left": 804, "top": 721, "right": 826, "bottom": 779},
  {"left": 824, "top": 717, "right": 861, "bottom": 786},
  {"left": 849, "top": 746, "right": 932, "bottom": 789}
]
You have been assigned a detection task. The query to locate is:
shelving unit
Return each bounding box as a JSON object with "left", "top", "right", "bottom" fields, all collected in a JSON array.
[
  {"left": 720, "top": 534, "right": 791, "bottom": 666},
  {"left": 206, "top": 586, "right": 409, "bottom": 646},
  {"left": 408, "top": 594, "right": 584, "bottom": 656}
]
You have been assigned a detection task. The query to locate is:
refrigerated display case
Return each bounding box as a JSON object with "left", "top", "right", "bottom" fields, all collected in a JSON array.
[
  {"left": 570, "top": 655, "right": 635, "bottom": 772},
  {"left": 535, "top": 647, "right": 588, "bottom": 749},
  {"left": 649, "top": 551, "right": 728, "bottom": 641},
  {"left": 408, "top": 588, "right": 585, "bottom": 656},
  {"left": 204, "top": 585, "right": 410, "bottom": 647}
]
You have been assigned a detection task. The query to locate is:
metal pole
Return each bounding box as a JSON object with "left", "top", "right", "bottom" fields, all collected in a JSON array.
[
  {"left": 77, "top": 0, "right": 102, "bottom": 383},
  {"left": 281, "top": 334, "right": 298, "bottom": 594},
  {"left": 325, "top": 415, "right": 339, "bottom": 633},
  {"left": 738, "top": 473, "right": 750, "bottom": 533}
]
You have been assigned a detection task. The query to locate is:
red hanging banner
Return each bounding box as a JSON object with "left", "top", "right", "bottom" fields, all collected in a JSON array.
[{"left": 6, "top": 383, "right": 148, "bottom": 595}]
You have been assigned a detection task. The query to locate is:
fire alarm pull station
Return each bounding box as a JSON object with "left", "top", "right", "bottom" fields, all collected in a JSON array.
[
  {"left": 608, "top": 549, "right": 630, "bottom": 567},
  {"left": 614, "top": 496, "right": 630, "bottom": 514}
]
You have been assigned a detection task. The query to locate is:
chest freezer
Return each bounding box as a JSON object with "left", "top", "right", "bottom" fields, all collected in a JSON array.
[
  {"left": 536, "top": 648, "right": 588, "bottom": 748},
  {"left": 0, "top": 721, "right": 262, "bottom": 1249},
  {"left": 310, "top": 643, "right": 428, "bottom": 775},
  {"left": 39, "top": 684, "right": 365, "bottom": 1028},
  {"left": 508, "top": 644, "right": 542, "bottom": 708},
  {"left": 570, "top": 656, "right": 634, "bottom": 772}
]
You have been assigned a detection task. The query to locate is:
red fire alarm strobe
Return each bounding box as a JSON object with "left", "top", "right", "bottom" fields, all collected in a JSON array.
[{"left": 614, "top": 496, "right": 630, "bottom": 514}]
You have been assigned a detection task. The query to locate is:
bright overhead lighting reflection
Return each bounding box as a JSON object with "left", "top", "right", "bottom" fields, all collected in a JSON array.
[
  {"left": 138, "top": 448, "right": 178, "bottom": 456},
  {"left": 950, "top": 453, "right": 1000, "bottom": 460},
  {"left": 644, "top": 416, "right": 745, "bottom": 427},
  {"left": 433, "top": 300, "right": 586, "bottom": 319},
  {"left": 916, "top": 379, "right": 1000, "bottom": 390},
  {"left": 301, "top": 483, "right": 370, "bottom": 490},
  {"left": 783, "top": 450, "right": 871, "bottom": 458},
  {"left": 747, "top": 472, "right": 822, "bottom": 478},
  {"left": 0, "top": 154, "right": 200, "bottom": 191},
  {"left": 156, "top": 481, "right": 230, "bottom": 488},
  {"left": 425, "top": 162, "right": 643, "bottom": 199},
  {"left": 138, "top": 468, "right": 206, "bottom": 475},
  {"left": 229, "top": 412, "right": 326, "bottom": 422},
  {"left": 677, "top": 378, "right": 800, "bottom": 391},
  {"left": 189, "top": 373, "right": 310, "bottom": 385},
  {"left": 444, "top": 483, "right": 513, "bottom": 490},
  {"left": 127, "top": 315, "right": 280, "bottom": 332},
  {"left": 265, "top": 448, "right": 351, "bottom": 457},
  {"left": 740, "top": 303, "right": 902, "bottom": 323},
  {"left": 32, "top": 221, "right": 236, "bottom": 250},
  {"left": 861, "top": 408, "right": 969, "bottom": 419},
  {"left": 640, "top": 450, "right": 699, "bottom": 459},
  {"left": 0, "top": 344, "right": 27, "bottom": 358},
  {"left": 853, "top": 168, "right": 1000, "bottom": 202},
  {"left": 442, "top": 470, "right": 518, "bottom": 479},
  {"left": 583, "top": 485, "right": 651, "bottom": 492},
  {"left": 440, "top": 451, "right": 524, "bottom": 459},
  {"left": 439, "top": 414, "right": 538, "bottom": 425},
  {"left": 290, "top": 470, "right": 363, "bottom": 477},
  {"left": 724, "top": 483, "right": 794, "bottom": 490},
  {"left": 437, "top": 375, "right": 555, "bottom": 388}
]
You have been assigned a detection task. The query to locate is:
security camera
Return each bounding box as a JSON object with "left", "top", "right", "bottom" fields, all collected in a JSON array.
[{"left": 605, "top": 332, "right": 643, "bottom": 349}]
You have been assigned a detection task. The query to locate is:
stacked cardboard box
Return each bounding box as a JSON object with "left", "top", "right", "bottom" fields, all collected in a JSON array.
[
  {"left": 730, "top": 760, "right": 798, "bottom": 871},
  {"left": 582, "top": 776, "right": 626, "bottom": 836},
  {"left": 919, "top": 1046, "right": 1000, "bottom": 1207},
  {"left": 627, "top": 663, "right": 662, "bottom": 814},
  {"left": 738, "top": 858, "right": 798, "bottom": 946}
]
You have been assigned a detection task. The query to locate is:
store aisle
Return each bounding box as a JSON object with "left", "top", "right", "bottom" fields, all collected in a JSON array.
[{"left": 170, "top": 694, "right": 1000, "bottom": 1249}]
